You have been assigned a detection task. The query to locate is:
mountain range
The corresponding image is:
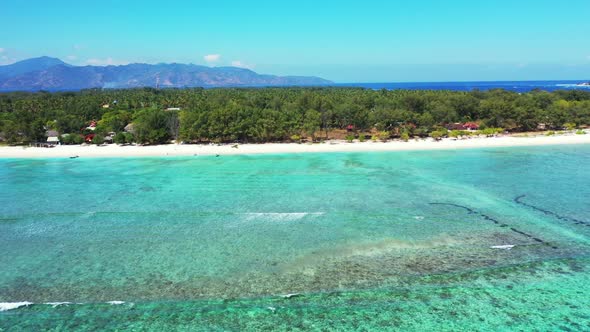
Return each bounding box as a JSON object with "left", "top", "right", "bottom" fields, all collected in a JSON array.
[{"left": 0, "top": 57, "right": 332, "bottom": 91}]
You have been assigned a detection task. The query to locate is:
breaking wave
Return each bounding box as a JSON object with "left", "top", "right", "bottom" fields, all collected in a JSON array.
[
  {"left": 0, "top": 302, "right": 33, "bottom": 312},
  {"left": 0, "top": 301, "right": 131, "bottom": 312},
  {"left": 242, "top": 212, "right": 324, "bottom": 222}
]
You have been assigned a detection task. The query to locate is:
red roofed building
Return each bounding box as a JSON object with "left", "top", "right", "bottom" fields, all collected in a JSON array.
[
  {"left": 446, "top": 123, "right": 465, "bottom": 131},
  {"left": 85, "top": 120, "right": 98, "bottom": 131},
  {"left": 446, "top": 122, "right": 480, "bottom": 131}
]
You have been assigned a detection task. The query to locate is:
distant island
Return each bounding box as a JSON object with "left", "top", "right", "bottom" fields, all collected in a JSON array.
[{"left": 0, "top": 56, "right": 332, "bottom": 91}]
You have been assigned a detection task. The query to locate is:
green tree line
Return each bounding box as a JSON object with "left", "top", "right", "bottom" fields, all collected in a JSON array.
[{"left": 0, "top": 87, "right": 589, "bottom": 145}]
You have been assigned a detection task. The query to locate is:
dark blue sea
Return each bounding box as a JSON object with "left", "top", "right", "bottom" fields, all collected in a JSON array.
[{"left": 335, "top": 80, "right": 590, "bottom": 93}]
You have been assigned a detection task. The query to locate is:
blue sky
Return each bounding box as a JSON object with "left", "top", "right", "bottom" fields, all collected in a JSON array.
[{"left": 1, "top": 0, "right": 589, "bottom": 82}]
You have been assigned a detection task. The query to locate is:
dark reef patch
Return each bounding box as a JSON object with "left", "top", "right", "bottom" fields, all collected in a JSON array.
[
  {"left": 514, "top": 195, "right": 590, "bottom": 227},
  {"left": 430, "top": 202, "right": 557, "bottom": 249}
]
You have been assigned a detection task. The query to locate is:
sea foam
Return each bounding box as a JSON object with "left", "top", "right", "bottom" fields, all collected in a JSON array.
[
  {"left": 555, "top": 84, "right": 590, "bottom": 89},
  {"left": 45, "top": 302, "right": 72, "bottom": 308},
  {"left": 0, "top": 302, "right": 33, "bottom": 312},
  {"left": 0, "top": 301, "right": 131, "bottom": 311},
  {"left": 242, "top": 212, "right": 324, "bottom": 222}
]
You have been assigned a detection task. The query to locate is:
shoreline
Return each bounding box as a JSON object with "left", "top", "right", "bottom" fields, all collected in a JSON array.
[{"left": 1, "top": 133, "right": 589, "bottom": 159}]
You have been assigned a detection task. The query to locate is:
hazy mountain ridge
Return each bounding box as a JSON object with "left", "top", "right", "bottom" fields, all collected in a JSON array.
[
  {"left": 0, "top": 56, "right": 69, "bottom": 80},
  {"left": 0, "top": 57, "right": 332, "bottom": 91}
]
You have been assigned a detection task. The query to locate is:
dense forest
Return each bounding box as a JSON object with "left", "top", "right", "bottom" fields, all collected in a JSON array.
[{"left": 0, "top": 87, "right": 589, "bottom": 145}]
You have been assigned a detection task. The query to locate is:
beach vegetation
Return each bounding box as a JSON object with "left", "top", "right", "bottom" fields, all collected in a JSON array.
[
  {"left": 449, "top": 130, "right": 472, "bottom": 138},
  {"left": 290, "top": 135, "right": 301, "bottom": 142},
  {"left": 545, "top": 131, "right": 555, "bottom": 136},
  {"left": 576, "top": 130, "right": 586, "bottom": 135},
  {"left": 303, "top": 109, "right": 321, "bottom": 142},
  {"left": 1, "top": 88, "right": 589, "bottom": 145},
  {"left": 124, "top": 132, "right": 135, "bottom": 143},
  {"left": 91, "top": 134, "right": 105, "bottom": 145},
  {"left": 98, "top": 110, "right": 133, "bottom": 133},
  {"left": 430, "top": 130, "right": 447, "bottom": 141},
  {"left": 26, "top": 119, "right": 47, "bottom": 144},
  {"left": 112, "top": 132, "right": 135, "bottom": 144},
  {"left": 133, "top": 109, "right": 176, "bottom": 145},
  {"left": 400, "top": 131, "right": 410, "bottom": 142},
  {"left": 345, "top": 135, "right": 355, "bottom": 143},
  {"left": 478, "top": 128, "right": 503, "bottom": 136},
  {"left": 1, "top": 120, "right": 20, "bottom": 144},
  {"left": 60, "top": 134, "right": 84, "bottom": 145},
  {"left": 377, "top": 131, "right": 390, "bottom": 142}
]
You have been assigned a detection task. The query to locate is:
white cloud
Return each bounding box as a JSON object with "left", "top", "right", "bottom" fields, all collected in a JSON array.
[
  {"left": 0, "top": 48, "right": 4, "bottom": 53},
  {"left": 66, "top": 55, "right": 78, "bottom": 61},
  {"left": 231, "top": 60, "right": 255, "bottom": 69},
  {"left": 204, "top": 54, "right": 221, "bottom": 63},
  {"left": 86, "top": 57, "right": 129, "bottom": 66},
  {"left": 0, "top": 55, "right": 15, "bottom": 65}
]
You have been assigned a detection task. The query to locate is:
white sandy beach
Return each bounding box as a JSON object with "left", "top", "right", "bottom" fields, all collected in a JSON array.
[{"left": 1, "top": 133, "right": 589, "bottom": 158}]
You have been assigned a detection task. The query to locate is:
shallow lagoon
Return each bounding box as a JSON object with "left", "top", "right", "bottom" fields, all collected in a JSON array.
[{"left": 1, "top": 145, "right": 589, "bottom": 330}]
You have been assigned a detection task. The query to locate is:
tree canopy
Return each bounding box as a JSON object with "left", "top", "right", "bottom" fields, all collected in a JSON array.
[{"left": 0, "top": 87, "right": 589, "bottom": 145}]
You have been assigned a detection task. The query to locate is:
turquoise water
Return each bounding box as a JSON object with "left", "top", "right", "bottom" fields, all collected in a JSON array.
[{"left": 1, "top": 145, "right": 590, "bottom": 331}]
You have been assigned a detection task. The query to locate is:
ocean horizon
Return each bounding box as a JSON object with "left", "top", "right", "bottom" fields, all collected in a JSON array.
[
  {"left": 2, "top": 79, "right": 590, "bottom": 93},
  {"left": 335, "top": 80, "right": 590, "bottom": 92}
]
